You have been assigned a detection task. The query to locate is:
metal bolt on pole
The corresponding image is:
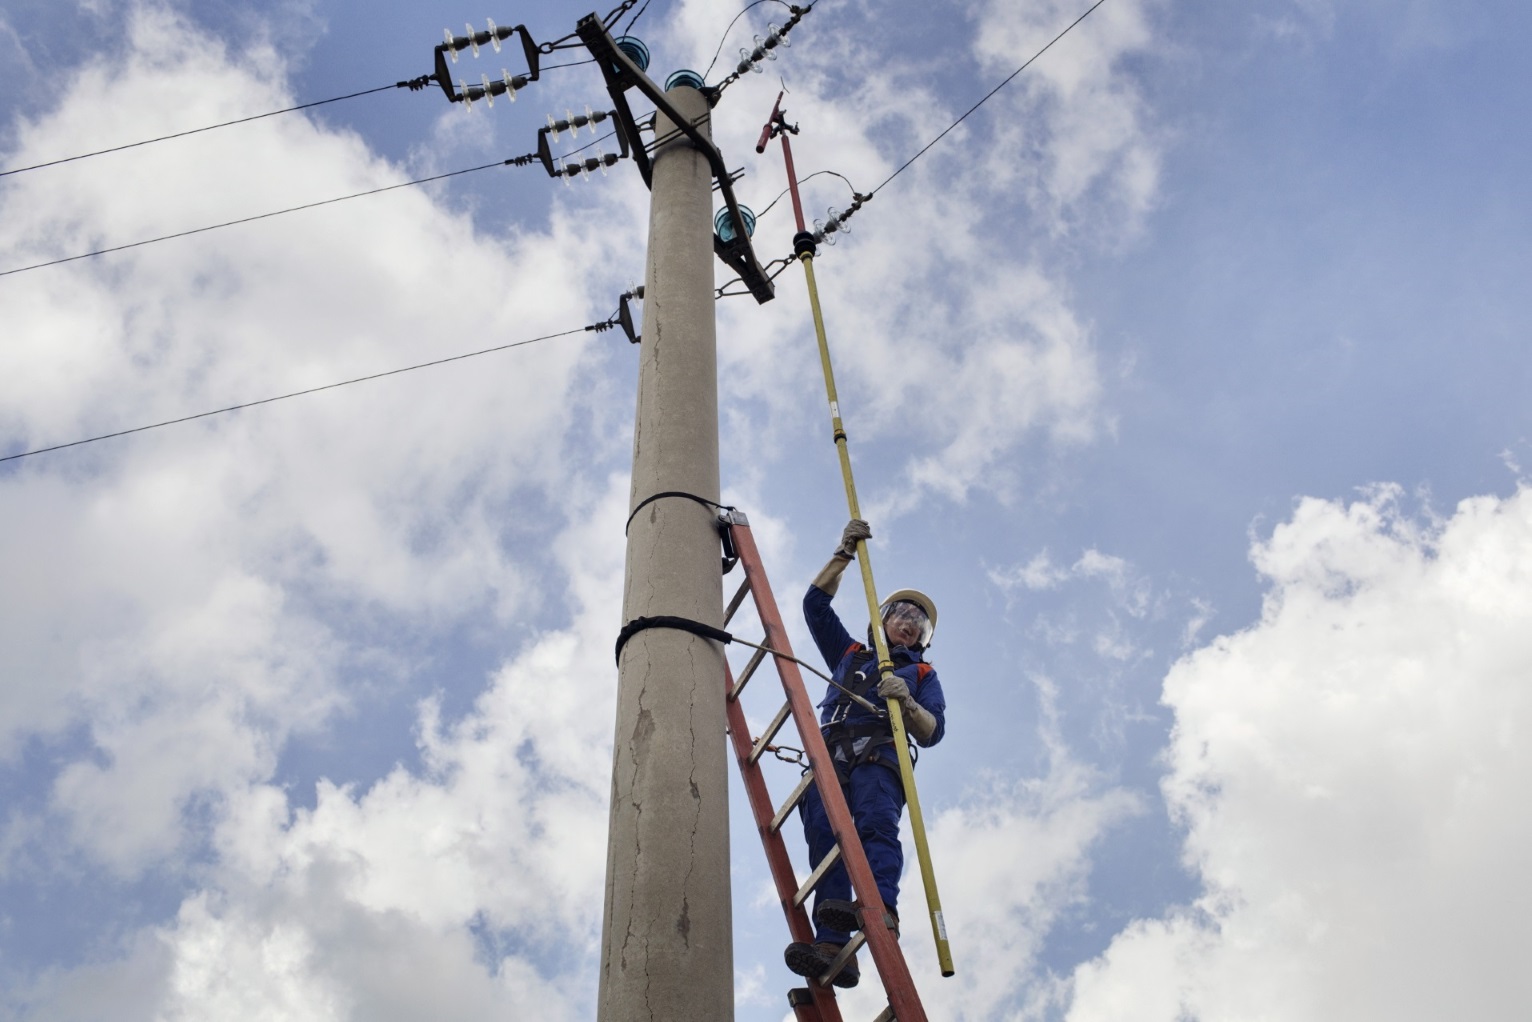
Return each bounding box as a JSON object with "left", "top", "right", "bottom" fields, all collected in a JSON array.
[{"left": 599, "top": 84, "right": 734, "bottom": 1022}]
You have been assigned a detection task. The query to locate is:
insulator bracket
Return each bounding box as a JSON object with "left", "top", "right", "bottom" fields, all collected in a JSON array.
[
  {"left": 576, "top": 15, "right": 774, "bottom": 304},
  {"left": 431, "top": 20, "right": 542, "bottom": 104}
]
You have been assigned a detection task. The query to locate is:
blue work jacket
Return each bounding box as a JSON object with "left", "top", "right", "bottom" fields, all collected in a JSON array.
[{"left": 804, "top": 584, "right": 947, "bottom": 748}]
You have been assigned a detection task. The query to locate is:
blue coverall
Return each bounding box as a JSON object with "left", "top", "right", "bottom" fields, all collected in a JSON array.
[{"left": 801, "top": 583, "right": 946, "bottom": 945}]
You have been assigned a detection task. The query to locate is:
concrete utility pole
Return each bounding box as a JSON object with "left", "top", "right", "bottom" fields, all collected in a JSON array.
[{"left": 600, "top": 84, "right": 733, "bottom": 1021}]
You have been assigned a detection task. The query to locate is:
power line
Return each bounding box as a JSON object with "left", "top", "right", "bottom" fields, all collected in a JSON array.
[
  {"left": 714, "top": 2, "right": 814, "bottom": 94},
  {"left": 623, "top": 0, "right": 656, "bottom": 34},
  {"left": 4, "top": 249, "right": 757, "bottom": 465},
  {"left": 602, "top": 0, "right": 644, "bottom": 32},
  {"left": 541, "top": 57, "right": 597, "bottom": 71},
  {"left": 0, "top": 160, "right": 512, "bottom": 279},
  {"left": 755, "top": 169, "right": 858, "bottom": 222},
  {"left": 702, "top": 0, "right": 796, "bottom": 80},
  {"left": 872, "top": 0, "right": 1109, "bottom": 195},
  {"left": 0, "top": 80, "right": 430, "bottom": 180},
  {"left": 718, "top": 0, "right": 1110, "bottom": 294},
  {"left": 0, "top": 0, "right": 640, "bottom": 178},
  {"left": 0, "top": 39, "right": 611, "bottom": 182},
  {"left": 0, "top": 128, "right": 619, "bottom": 280},
  {"left": 0, "top": 325, "right": 597, "bottom": 465},
  {"left": 5, "top": 2, "right": 1116, "bottom": 457}
]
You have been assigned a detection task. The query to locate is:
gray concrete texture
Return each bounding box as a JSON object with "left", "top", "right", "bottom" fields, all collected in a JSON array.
[{"left": 599, "top": 85, "right": 734, "bottom": 1022}]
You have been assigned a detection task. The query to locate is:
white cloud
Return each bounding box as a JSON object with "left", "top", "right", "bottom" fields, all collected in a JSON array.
[
  {"left": 991, "top": 549, "right": 1071, "bottom": 592},
  {"left": 829, "top": 677, "right": 1141, "bottom": 1021},
  {"left": 144, "top": 887, "right": 582, "bottom": 1022},
  {"left": 2, "top": 1, "right": 1176, "bottom": 1015},
  {"left": 1179, "top": 596, "right": 1213, "bottom": 650},
  {"left": 992, "top": 546, "right": 1162, "bottom": 668},
  {"left": 734, "top": 961, "right": 769, "bottom": 1010},
  {"left": 659, "top": 0, "right": 1163, "bottom": 514},
  {"left": 170, "top": 476, "right": 625, "bottom": 1018},
  {"left": 1066, "top": 485, "right": 1532, "bottom": 1021},
  {"left": 973, "top": 0, "right": 1163, "bottom": 242},
  {"left": 0, "top": 0, "right": 624, "bottom": 880},
  {"left": 6, "top": 467, "right": 630, "bottom": 1018},
  {"left": 1257, "top": 0, "right": 1339, "bottom": 45},
  {"left": 0, "top": 7, "right": 636, "bottom": 1013}
]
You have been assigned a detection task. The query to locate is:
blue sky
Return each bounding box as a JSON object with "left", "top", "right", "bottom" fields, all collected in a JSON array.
[{"left": 3, "top": 1, "right": 1531, "bottom": 1019}]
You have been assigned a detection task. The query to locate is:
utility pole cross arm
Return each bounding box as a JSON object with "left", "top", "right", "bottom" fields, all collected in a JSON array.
[{"left": 578, "top": 15, "right": 775, "bottom": 303}]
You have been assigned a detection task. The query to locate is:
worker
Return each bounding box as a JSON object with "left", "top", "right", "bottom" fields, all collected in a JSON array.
[{"left": 784, "top": 518, "right": 946, "bottom": 988}]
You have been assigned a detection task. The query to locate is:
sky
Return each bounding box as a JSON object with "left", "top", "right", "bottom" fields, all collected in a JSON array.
[{"left": 2, "top": 0, "right": 1530, "bottom": 1019}]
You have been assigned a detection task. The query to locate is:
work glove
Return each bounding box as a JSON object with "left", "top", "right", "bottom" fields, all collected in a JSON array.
[
  {"left": 876, "top": 673, "right": 911, "bottom": 702},
  {"left": 877, "top": 672, "right": 937, "bottom": 742},
  {"left": 837, "top": 518, "right": 872, "bottom": 558}
]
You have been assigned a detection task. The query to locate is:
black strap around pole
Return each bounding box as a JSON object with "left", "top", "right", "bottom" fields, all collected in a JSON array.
[
  {"left": 614, "top": 615, "right": 734, "bottom": 665},
  {"left": 624, "top": 490, "right": 735, "bottom": 533}
]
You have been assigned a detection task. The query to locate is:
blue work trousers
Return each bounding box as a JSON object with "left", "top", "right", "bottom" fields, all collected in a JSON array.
[{"left": 800, "top": 762, "right": 906, "bottom": 945}]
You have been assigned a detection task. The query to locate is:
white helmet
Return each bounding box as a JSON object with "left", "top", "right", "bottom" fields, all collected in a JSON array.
[{"left": 879, "top": 588, "right": 937, "bottom": 649}]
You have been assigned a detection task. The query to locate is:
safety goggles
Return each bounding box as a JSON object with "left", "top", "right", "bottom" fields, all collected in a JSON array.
[{"left": 881, "top": 599, "right": 933, "bottom": 648}]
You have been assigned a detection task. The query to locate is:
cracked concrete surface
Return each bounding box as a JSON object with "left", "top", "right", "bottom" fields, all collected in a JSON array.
[{"left": 598, "top": 83, "right": 734, "bottom": 1022}]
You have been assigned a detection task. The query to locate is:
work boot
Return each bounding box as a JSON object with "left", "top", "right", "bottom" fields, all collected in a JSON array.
[
  {"left": 784, "top": 942, "right": 828, "bottom": 981},
  {"left": 783, "top": 941, "right": 860, "bottom": 989},
  {"left": 816, "top": 942, "right": 860, "bottom": 988},
  {"left": 813, "top": 898, "right": 861, "bottom": 934}
]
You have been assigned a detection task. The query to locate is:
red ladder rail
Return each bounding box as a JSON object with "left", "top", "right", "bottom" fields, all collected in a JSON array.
[
  {"left": 723, "top": 654, "right": 843, "bottom": 1022},
  {"left": 720, "top": 511, "right": 928, "bottom": 1022}
]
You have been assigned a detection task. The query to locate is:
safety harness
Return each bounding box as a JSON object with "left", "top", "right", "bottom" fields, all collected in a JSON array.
[{"left": 823, "top": 646, "right": 928, "bottom": 784}]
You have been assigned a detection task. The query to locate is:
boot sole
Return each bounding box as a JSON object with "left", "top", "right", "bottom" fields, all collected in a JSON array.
[
  {"left": 813, "top": 899, "right": 861, "bottom": 934},
  {"left": 784, "top": 942, "right": 860, "bottom": 989},
  {"left": 784, "top": 942, "right": 829, "bottom": 979}
]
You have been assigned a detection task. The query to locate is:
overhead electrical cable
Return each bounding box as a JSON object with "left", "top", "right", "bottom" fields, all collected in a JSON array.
[
  {"left": 0, "top": 80, "right": 428, "bottom": 180},
  {"left": 602, "top": 0, "right": 643, "bottom": 32},
  {"left": 6, "top": 248, "right": 756, "bottom": 465},
  {"left": 715, "top": 0, "right": 1111, "bottom": 295},
  {"left": 755, "top": 169, "right": 858, "bottom": 221},
  {"left": 622, "top": 0, "right": 656, "bottom": 34},
  {"left": 0, "top": 34, "right": 614, "bottom": 182},
  {"left": 541, "top": 57, "right": 597, "bottom": 71},
  {"left": 5, "top": 0, "right": 1116, "bottom": 458},
  {"left": 0, "top": 326, "right": 594, "bottom": 465},
  {"left": 713, "top": 2, "right": 814, "bottom": 94},
  {"left": 0, "top": 161, "right": 506, "bottom": 278},
  {"left": 702, "top": 0, "right": 797, "bottom": 80},
  {"left": 871, "top": 0, "right": 1108, "bottom": 195},
  {"left": 0, "top": 129, "right": 618, "bottom": 280}
]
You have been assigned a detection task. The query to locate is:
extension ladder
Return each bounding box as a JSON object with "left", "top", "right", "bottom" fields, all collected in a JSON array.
[{"left": 718, "top": 510, "right": 929, "bottom": 1022}]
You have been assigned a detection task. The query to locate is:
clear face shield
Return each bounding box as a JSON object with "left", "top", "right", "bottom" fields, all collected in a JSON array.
[{"left": 881, "top": 599, "right": 934, "bottom": 650}]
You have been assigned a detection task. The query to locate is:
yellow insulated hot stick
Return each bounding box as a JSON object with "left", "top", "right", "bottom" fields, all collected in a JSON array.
[
  {"left": 798, "top": 248, "right": 955, "bottom": 978},
  {"left": 759, "top": 93, "right": 952, "bottom": 974}
]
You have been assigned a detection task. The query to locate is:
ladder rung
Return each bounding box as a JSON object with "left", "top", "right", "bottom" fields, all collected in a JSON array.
[
  {"left": 794, "top": 843, "right": 842, "bottom": 908},
  {"left": 771, "top": 770, "right": 816, "bottom": 835},
  {"left": 818, "top": 931, "right": 866, "bottom": 987},
  {"left": 786, "top": 988, "right": 815, "bottom": 1008},
  {"left": 748, "top": 700, "right": 794, "bottom": 766},
  {"left": 730, "top": 643, "right": 770, "bottom": 701},
  {"left": 869, "top": 1007, "right": 896, "bottom": 1022},
  {"left": 724, "top": 578, "right": 752, "bottom": 626}
]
